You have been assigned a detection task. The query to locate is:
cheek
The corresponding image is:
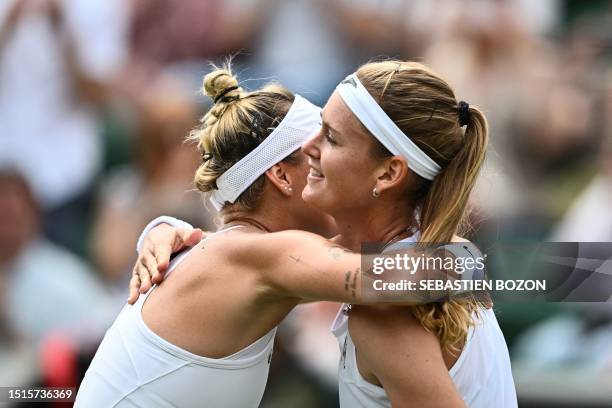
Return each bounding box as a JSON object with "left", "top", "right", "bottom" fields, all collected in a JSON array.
[
  {"left": 323, "top": 149, "right": 370, "bottom": 184},
  {"left": 319, "top": 146, "right": 345, "bottom": 177},
  {"left": 293, "top": 164, "right": 309, "bottom": 190}
]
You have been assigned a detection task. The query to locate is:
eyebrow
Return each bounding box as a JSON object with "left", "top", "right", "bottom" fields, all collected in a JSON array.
[{"left": 320, "top": 112, "right": 341, "bottom": 135}]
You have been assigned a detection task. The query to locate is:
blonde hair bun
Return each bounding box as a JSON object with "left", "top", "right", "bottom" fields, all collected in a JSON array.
[{"left": 203, "top": 68, "right": 241, "bottom": 103}]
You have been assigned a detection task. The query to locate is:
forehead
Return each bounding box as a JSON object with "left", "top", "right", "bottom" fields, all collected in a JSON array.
[{"left": 322, "top": 91, "right": 369, "bottom": 139}]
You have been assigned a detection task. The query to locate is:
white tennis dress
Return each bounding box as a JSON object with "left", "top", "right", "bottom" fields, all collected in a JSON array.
[
  {"left": 331, "top": 236, "right": 517, "bottom": 408},
  {"left": 75, "top": 229, "right": 276, "bottom": 408},
  {"left": 331, "top": 306, "right": 517, "bottom": 407}
]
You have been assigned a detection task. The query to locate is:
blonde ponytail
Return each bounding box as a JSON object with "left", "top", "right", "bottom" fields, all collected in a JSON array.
[
  {"left": 357, "top": 60, "right": 489, "bottom": 352},
  {"left": 419, "top": 105, "right": 488, "bottom": 244},
  {"left": 413, "top": 105, "right": 488, "bottom": 353}
]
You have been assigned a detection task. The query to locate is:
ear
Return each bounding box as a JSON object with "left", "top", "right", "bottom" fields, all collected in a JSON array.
[
  {"left": 265, "top": 162, "right": 294, "bottom": 197},
  {"left": 375, "top": 155, "right": 410, "bottom": 195}
]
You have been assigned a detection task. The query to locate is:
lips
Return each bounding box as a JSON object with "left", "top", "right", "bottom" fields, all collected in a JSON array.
[
  {"left": 307, "top": 163, "right": 325, "bottom": 183},
  {"left": 309, "top": 167, "right": 324, "bottom": 177}
]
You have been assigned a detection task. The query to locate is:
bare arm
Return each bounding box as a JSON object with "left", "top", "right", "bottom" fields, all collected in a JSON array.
[
  {"left": 130, "top": 224, "right": 482, "bottom": 305},
  {"left": 129, "top": 225, "right": 363, "bottom": 305},
  {"left": 246, "top": 230, "right": 363, "bottom": 304},
  {"left": 234, "top": 230, "right": 439, "bottom": 305},
  {"left": 132, "top": 226, "right": 369, "bottom": 305}
]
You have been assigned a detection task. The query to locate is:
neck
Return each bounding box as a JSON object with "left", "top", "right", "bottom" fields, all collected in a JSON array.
[
  {"left": 221, "top": 203, "right": 293, "bottom": 233},
  {"left": 333, "top": 201, "right": 417, "bottom": 251}
]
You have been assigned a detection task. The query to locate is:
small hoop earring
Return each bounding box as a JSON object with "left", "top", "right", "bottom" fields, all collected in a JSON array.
[{"left": 372, "top": 187, "right": 380, "bottom": 198}]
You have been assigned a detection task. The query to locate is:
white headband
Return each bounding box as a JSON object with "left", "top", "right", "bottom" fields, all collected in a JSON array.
[
  {"left": 210, "top": 94, "right": 321, "bottom": 210},
  {"left": 336, "top": 73, "right": 441, "bottom": 180}
]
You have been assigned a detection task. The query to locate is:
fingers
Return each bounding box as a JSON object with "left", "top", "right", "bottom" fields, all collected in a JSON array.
[
  {"left": 173, "top": 228, "right": 198, "bottom": 252},
  {"left": 152, "top": 244, "right": 172, "bottom": 284},
  {"left": 127, "top": 249, "right": 159, "bottom": 303},
  {"left": 181, "top": 228, "right": 203, "bottom": 247},
  {"left": 130, "top": 225, "right": 202, "bottom": 297},
  {"left": 127, "top": 268, "right": 141, "bottom": 305},
  {"left": 138, "top": 251, "right": 157, "bottom": 293}
]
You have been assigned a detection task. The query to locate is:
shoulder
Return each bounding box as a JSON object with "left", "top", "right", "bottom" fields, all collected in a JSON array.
[
  {"left": 242, "top": 228, "right": 331, "bottom": 251},
  {"left": 205, "top": 229, "right": 333, "bottom": 268},
  {"left": 348, "top": 305, "right": 435, "bottom": 347},
  {"left": 347, "top": 306, "right": 458, "bottom": 404},
  {"left": 347, "top": 306, "right": 443, "bottom": 372},
  {"left": 258, "top": 229, "right": 331, "bottom": 247},
  {"left": 228, "top": 229, "right": 328, "bottom": 246}
]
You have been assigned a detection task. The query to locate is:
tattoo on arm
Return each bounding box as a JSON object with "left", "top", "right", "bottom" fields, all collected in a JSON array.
[
  {"left": 286, "top": 252, "right": 359, "bottom": 300},
  {"left": 351, "top": 268, "right": 359, "bottom": 299},
  {"left": 344, "top": 270, "right": 351, "bottom": 291},
  {"left": 344, "top": 268, "right": 359, "bottom": 299}
]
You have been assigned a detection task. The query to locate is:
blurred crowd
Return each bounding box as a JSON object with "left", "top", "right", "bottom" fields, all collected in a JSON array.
[{"left": 0, "top": 0, "right": 611, "bottom": 407}]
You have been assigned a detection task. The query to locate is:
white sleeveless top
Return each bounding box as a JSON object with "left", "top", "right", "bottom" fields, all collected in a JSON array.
[
  {"left": 330, "top": 236, "right": 517, "bottom": 408},
  {"left": 75, "top": 229, "right": 276, "bottom": 408},
  {"left": 331, "top": 306, "right": 517, "bottom": 407}
]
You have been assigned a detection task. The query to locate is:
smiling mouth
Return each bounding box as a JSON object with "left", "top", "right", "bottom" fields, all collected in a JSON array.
[{"left": 309, "top": 167, "right": 324, "bottom": 178}]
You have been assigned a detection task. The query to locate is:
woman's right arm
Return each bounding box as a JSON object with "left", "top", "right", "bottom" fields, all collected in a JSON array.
[
  {"left": 230, "top": 230, "right": 440, "bottom": 305},
  {"left": 240, "top": 230, "right": 364, "bottom": 304},
  {"left": 131, "top": 224, "right": 375, "bottom": 305},
  {"left": 128, "top": 219, "right": 202, "bottom": 304},
  {"left": 131, "top": 223, "right": 479, "bottom": 306}
]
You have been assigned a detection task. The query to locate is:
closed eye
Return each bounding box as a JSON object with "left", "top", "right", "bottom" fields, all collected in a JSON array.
[
  {"left": 320, "top": 118, "right": 339, "bottom": 145},
  {"left": 323, "top": 129, "right": 337, "bottom": 145}
]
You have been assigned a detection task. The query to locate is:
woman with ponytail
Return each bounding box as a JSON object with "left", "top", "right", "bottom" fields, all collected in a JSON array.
[
  {"left": 301, "top": 61, "right": 515, "bottom": 407},
  {"left": 338, "top": 61, "right": 491, "bottom": 355},
  {"left": 131, "top": 60, "right": 517, "bottom": 407},
  {"left": 77, "top": 64, "right": 471, "bottom": 408}
]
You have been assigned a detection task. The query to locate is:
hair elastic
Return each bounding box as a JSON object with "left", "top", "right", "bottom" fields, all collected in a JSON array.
[
  {"left": 213, "top": 86, "right": 239, "bottom": 103},
  {"left": 458, "top": 101, "right": 471, "bottom": 127}
]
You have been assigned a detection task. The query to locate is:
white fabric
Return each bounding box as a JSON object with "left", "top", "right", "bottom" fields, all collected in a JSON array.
[
  {"left": 136, "top": 216, "right": 195, "bottom": 253},
  {"left": 336, "top": 73, "right": 441, "bottom": 180},
  {"left": 210, "top": 95, "right": 321, "bottom": 210},
  {"left": 330, "top": 234, "right": 517, "bottom": 408},
  {"left": 331, "top": 306, "right": 517, "bottom": 407},
  {"left": 76, "top": 230, "right": 276, "bottom": 408}
]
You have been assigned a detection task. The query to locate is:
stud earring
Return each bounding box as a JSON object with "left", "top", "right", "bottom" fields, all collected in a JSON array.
[
  {"left": 285, "top": 186, "right": 293, "bottom": 193},
  {"left": 372, "top": 187, "right": 380, "bottom": 198}
]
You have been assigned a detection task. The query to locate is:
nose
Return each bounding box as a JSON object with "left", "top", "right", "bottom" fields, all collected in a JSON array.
[{"left": 301, "top": 129, "right": 321, "bottom": 159}]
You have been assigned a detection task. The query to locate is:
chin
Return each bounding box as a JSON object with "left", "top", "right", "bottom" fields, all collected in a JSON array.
[
  {"left": 302, "top": 185, "right": 324, "bottom": 206},
  {"left": 301, "top": 184, "right": 315, "bottom": 203}
]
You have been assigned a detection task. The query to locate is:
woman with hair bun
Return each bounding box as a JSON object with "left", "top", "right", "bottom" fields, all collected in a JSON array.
[
  {"left": 133, "top": 60, "right": 517, "bottom": 407},
  {"left": 76, "top": 65, "right": 461, "bottom": 408}
]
